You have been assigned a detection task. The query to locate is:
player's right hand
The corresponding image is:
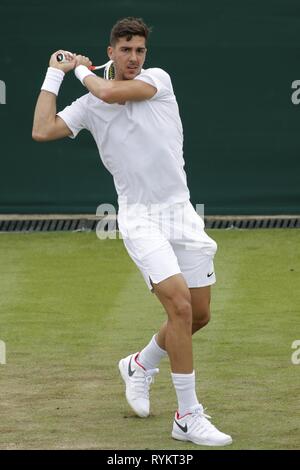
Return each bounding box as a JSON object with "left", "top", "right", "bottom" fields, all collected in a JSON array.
[
  {"left": 49, "top": 50, "right": 76, "bottom": 73},
  {"left": 74, "top": 55, "right": 92, "bottom": 69}
]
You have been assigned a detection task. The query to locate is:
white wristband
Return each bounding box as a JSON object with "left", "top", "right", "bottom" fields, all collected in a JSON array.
[
  {"left": 74, "top": 65, "right": 95, "bottom": 85},
  {"left": 41, "top": 67, "right": 65, "bottom": 96}
]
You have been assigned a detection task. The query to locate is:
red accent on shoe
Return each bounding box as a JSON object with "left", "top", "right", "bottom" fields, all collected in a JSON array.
[
  {"left": 176, "top": 410, "right": 192, "bottom": 420},
  {"left": 134, "top": 353, "right": 146, "bottom": 371}
]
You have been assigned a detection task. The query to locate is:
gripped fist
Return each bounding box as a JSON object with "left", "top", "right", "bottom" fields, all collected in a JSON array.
[
  {"left": 49, "top": 50, "right": 76, "bottom": 73},
  {"left": 74, "top": 55, "right": 92, "bottom": 69}
]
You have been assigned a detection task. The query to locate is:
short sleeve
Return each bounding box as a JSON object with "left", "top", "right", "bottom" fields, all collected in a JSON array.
[
  {"left": 134, "top": 68, "right": 174, "bottom": 101},
  {"left": 57, "top": 94, "right": 89, "bottom": 139}
]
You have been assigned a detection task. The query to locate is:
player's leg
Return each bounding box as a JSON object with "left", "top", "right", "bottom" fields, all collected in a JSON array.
[
  {"left": 151, "top": 276, "right": 231, "bottom": 446},
  {"left": 154, "top": 285, "right": 211, "bottom": 351},
  {"left": 159, "top": 203, "right": 231, "bottom": 445},
  {"left": 136, "top": 286, "right": 211, "bottom": 407},
  {"left": 151, "top": 273, "right": 193, "bottom": 373}
]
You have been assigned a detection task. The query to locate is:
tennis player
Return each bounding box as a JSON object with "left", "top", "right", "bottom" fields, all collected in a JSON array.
[{"left": 32, "top": 17, "right": 232, "bottom": 446}]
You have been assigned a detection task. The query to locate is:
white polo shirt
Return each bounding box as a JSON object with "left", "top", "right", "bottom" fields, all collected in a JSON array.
[{"left": 57, "top": 68, "right": 190, "bottom": 208}]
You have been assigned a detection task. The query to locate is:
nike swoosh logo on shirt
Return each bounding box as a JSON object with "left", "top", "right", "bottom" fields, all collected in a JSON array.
[
  {"left": 175, "top": 420, "right": 188, "bottom": 433},
  {"left": 128, "top": 357, "right": 135, "bottom": 377},
  {"left": 207, "top": 272, "right": 214, "bottom": 278}
]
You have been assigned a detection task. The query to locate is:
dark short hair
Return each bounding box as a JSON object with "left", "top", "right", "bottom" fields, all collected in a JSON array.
[{"left": 110, "top": 17, "right": 151, "bottom": 46}]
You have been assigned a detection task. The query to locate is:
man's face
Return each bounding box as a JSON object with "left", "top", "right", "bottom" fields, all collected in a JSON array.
[{"left": 108, "top": 35, "right": 147, "bottom": 80}]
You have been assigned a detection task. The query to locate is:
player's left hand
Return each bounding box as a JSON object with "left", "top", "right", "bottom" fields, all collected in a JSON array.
[
  {"left": 75, "top": 55, "right": 92, "bottom": 69},
  {"left": 49, "top": 50, "right": 77, "bottom": 73}
]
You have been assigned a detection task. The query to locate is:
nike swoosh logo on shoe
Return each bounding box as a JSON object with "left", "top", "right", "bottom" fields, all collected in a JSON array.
[
  {"left": 128, "top": 357, "right": 135, "bottom": 377},
  {"left": 175, "top": 420, "right": 188, "bottom": 433}
]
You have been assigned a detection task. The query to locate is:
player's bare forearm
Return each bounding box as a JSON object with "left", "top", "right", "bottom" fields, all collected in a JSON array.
[
  {"left": 32, "top": 91, "right": 57, "bottom": 141},
  {"left": 83, "top": 75, "right": 117, "bottom": 103},
  {"left": 83, "top": 75, "right": 156, "bottom": 104}
]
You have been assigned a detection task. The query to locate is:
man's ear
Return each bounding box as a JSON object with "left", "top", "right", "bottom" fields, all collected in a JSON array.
[{"left": 107, "top": 46, "right": 113, "bottom": 60}]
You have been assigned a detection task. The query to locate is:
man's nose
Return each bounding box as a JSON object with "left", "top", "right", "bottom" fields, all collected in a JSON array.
[{"left": 129, "top": 50, "right": 138, "bottom": 62}]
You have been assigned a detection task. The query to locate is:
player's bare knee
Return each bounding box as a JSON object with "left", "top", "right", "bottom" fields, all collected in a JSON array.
[{"left": 171, "top": 299, "right": 193, "bottom": 325}]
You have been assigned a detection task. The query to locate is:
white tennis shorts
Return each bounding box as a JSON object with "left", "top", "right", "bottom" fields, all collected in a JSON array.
[{"left": 118, "top": 200, "right": 217, "bottom": 290}]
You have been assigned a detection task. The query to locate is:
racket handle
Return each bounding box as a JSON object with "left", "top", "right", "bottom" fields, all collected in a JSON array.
[
  {"left": 56, "top": 52, "right": 66, "bottom": 63},
  {"left": 57, "top": 52, "right": 95, "bottom": 70}
]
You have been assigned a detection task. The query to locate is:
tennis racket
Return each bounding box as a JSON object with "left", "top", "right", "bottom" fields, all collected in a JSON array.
[{"left": 56, "top": 52, "right": 115, "bottom": 79}]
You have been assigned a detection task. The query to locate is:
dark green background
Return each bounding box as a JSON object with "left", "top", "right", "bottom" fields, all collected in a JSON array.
[{"left": 0, "top": 0, "right": 299, "bottom": 214}]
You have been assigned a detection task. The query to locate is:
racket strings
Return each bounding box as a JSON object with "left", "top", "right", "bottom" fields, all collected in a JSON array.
[{"left": 104, "top": 62, "right": 115, "bottom": 80}]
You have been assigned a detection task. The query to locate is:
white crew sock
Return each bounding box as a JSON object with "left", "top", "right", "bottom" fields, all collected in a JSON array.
[
  {"left": 171, "top": 371, "right": 199, "bottom": 416},
  {"left": 137, "top": 334, "right": 168, "bottom": 370}
]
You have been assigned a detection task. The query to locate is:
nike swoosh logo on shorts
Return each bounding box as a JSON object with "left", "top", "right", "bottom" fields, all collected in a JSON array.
[
  {"left": 175, "top": 420, "right": 188, "bottom": 433},
  {"left": 128, "top": 357, "right": 135, "bottom": 377},
  {"left": 207, "top": 272, "right": 214, "bottom": 278}
]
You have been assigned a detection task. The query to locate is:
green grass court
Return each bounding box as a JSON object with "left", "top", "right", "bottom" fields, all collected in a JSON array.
[{"left": 0, "top": 230, "right": 299, "bottom": 450}]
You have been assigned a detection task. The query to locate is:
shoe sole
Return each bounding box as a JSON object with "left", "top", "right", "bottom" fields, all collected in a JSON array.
[
  {"left": 118, "top": 359, "right": 149, "bottom": 418},
  {"left": 172, "top": 430, "right": 232, "bottom": 446}
]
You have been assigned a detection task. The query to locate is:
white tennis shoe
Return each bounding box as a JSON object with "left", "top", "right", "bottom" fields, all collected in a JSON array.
[
  {"left": 118, "top": 353, "right": 159, "bottom": 418},
  {"left": 172, "top": 404, "right": 232, "bottom": 446}
]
